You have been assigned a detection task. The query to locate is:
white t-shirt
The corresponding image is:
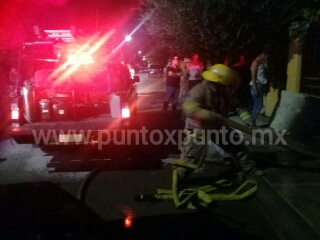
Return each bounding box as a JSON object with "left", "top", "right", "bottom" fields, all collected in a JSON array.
[
  {"left": 249, "top": 64, "right": 267, "bottom": 85},
  {"left": 187, "top": 61, "right": 203, "bottom": 81}
]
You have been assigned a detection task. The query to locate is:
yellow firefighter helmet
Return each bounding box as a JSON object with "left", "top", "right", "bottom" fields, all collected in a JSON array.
[{"left": 202, "top": 64, "right": 235, "bottom": 85}]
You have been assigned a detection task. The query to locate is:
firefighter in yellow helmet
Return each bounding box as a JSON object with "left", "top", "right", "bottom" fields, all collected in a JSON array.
[{"left": 179, "top": 64, "right": 263, "bottom": 183}]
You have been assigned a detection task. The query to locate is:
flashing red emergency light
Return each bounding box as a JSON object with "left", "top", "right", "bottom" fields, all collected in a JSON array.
[
  {"left": 66, "top": 52, "right": 94, "bottom": 65},
  {"left": 44, "top": 30, "right": 75, "bottom": 42}
]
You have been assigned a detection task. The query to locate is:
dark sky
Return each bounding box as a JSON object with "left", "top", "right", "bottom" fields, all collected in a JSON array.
[{"left": 0, "top": 0, "right": 142, "bottom": 48}]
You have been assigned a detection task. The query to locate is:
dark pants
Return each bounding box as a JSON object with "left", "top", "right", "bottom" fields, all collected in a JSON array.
[
  {"left": 250, "top": 82, "right": 264, "bottom": 122},
  {"left": 163, "top": 86, "right": 180, "bottom": 112}
]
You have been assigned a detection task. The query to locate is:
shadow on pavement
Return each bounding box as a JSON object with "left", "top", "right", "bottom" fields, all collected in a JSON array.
[
  {"left": 0, "top": 181, "right": 109, "bottom": 239},
  {"left": 268, "top": 163, "right": 320, "bottom": 173},
  {"left": 41, "top": 110, "right": 185, "bottom": 173},
  {"left": 253, "top": 152, "right": 320, "bottom": 174},
  {"left": 0, "top": 181, "right": 268, "bottom": 240},
  {"left": 109, "top": 212, "right": 266, "bottom": 240},
  {"left": 46, "top": 156, "right": 164, "bottom": 173}
]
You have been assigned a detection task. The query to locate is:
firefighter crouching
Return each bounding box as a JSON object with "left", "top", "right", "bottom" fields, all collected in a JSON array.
[{"left": 179, "top": 64, "right": 263, "bottom": 184}]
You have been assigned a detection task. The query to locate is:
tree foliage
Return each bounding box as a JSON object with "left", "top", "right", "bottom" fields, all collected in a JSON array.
[{"left": 141, "top": 0, "right": 320, "bottom": 66}]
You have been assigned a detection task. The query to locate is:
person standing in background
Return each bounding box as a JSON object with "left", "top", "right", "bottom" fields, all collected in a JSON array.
[
  {"left": 162, "top": 56, "right": 183, "bottom": 114},
  {"left": 186, "top": 53, "right": 204, "bottom": 90},
  {"left": 250, "top": 51, "right": 269, "bottom": 125}
]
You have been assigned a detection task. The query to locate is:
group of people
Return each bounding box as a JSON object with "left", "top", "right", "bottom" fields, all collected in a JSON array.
[
  {"left": 162, "top": 51, "right": 269, "bottom": 185},
  {"left": 162, "top": 53, "right": 204, "bottom": 114},
  {"left": 162, "top": 51, "right": 269, "bottom": 126}
]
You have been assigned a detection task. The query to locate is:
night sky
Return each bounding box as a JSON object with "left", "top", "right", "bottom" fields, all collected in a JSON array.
[{"left": 0, "top": 0, "right": 142, "bottom": 48}]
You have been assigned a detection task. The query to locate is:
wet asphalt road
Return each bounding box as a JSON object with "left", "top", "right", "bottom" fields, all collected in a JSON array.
[{"left": 0, "top": 73, "right": 280, "bottom": 239}]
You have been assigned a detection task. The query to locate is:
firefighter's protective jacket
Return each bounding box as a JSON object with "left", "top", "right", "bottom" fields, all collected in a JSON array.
[{"left": 182, "top": 80, "right": 252, "bottom": 130}]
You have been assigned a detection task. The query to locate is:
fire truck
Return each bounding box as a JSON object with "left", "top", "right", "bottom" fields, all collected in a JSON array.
[{"left": 5, "top": 30, "right": 140, "bottom": 148}]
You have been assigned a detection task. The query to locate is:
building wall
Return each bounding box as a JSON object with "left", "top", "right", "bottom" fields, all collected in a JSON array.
[
  {"left": 286, "top": 40, "right": 303, "bottom": 93},
  {"left": 264, "top": 36, "right": 303, "bottom": 117},
  {"left": 264, "top": 87, "right": 279, "bottom": 117}
]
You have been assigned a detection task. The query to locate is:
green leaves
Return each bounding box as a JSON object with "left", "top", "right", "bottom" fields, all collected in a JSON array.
[{"left": 141, "top": 0, "right": 320, "bottom": 65}]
